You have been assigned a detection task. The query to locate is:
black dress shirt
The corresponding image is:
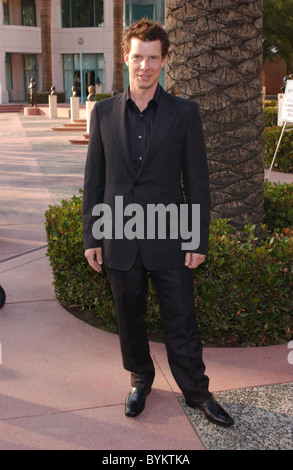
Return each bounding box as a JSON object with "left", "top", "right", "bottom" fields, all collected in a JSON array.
[{"left": 126, "top": 84, "right": 161, "bottom": 173}]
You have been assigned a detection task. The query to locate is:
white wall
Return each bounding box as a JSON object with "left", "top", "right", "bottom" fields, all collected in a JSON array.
[
  {"left": 0, "top": 0, "right": 115, "bottom": 102},
  {"left": 51, "top": 0, "right": 114, "bottom": 93}
]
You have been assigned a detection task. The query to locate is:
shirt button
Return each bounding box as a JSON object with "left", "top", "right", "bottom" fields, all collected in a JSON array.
[
  {"left": 138, "top": 135, "right": 142, "bottom": 139},
  {"left": 138, "top": 156, "right": 143, "bottom": 161}
]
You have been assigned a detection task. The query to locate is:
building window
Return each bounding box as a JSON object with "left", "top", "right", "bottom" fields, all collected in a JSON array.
[
  {"left": 61, "top": 0, "right": 103, "bottom": 28},
  {"left": 5, "top": 53, "right": 13, "bottom": 90},
  {"left": 3, "top": 0, "right": 10, "bottom": 25},
  {"left": 63, "top": 53, "right": 104, "bottom": 101},
  {"left": 22, "top": 0, "right": 36, "bottom": 27},
  {"left": 124, "top": 0, "right": 165, "bottom": 26},
  {"left": 24, "top": 55, "right": 39, "bottom": 95}
]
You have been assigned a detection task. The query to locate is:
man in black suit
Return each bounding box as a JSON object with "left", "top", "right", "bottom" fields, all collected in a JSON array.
[{"left": 83, "top": 19, "right": 233, "bottom": 427}]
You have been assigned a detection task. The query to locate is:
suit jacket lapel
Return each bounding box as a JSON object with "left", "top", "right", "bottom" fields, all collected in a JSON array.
[
  {"left": 107, "top": 90, "right": 137, "bottom": 179},
  {"left": 137, "top": 89, "right": 179, "bottom": 177}
]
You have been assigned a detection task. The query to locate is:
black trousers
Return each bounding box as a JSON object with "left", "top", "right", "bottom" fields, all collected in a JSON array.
[{"left": 106, "top": 254, "right": 211, "bottom": 403}]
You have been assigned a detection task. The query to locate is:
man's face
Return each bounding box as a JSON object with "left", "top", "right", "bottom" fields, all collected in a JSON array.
[{"left": 124, "top": 38, "right": 167, "bottom": 92}]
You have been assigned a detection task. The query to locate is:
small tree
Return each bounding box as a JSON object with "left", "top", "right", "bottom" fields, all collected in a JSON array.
[
  {"left": 112, "top": 0, "right": 124, "bottom": 92},
  {"left": 40, "top": 0, "right": 52, "bottom": 92},
  {"left": 263, "top": 0, "right": 293, "bottom": 73}
]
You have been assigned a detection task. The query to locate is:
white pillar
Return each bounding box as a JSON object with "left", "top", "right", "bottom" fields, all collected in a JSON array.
[
  {"left": 70, "top": 96, "right": 80, "bottom": 121},
  {"left": 0, "top": 0, "right": 3, "bottom": 25},
  {"left": 49, "top": 94, "right": 57, "bottom": 118},
  {"left": 86, "top": 100, "right": 96, "bottom": 134},
  {"left": 0, "top": 51, "right": 9, "bottom": 104},
  {"left": 104, "top": 52, "right": 113, "bottom": 93},
  {"left": 104, "top": 0, "right": 113, "bottom": 27}
]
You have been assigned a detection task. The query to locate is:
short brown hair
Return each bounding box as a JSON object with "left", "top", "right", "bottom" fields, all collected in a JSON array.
[{"left": 123, "top": 18, "right": 170, "bottom": 58}]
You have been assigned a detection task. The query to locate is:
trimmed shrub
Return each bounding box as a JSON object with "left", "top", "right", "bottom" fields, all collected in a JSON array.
[
  {"left": 264, "top": 100, "right": 277, "bottom": 108},
  {"left": 45, "top": 193, "right": 116, "bottom": 333},
  {"left": 192, "top": 220, "right": 292, "bottom": 346},
  {"left": 45, "top": 191, "right": 293, "bottom": 347},
  {"left": 264, "top": 181, "right": 293, "bottom": 231},
  {"left": 95, "top": 93, "right": 112, "bottom": 101},
  {"left": 264, "top": 107, "right": 278, "bottom": 127},
  {"left": 264, "top": 127, "right": 293, "bottom": 173},
  {"left": 26, "top": 92, "right": 66, "bottom": 104}
]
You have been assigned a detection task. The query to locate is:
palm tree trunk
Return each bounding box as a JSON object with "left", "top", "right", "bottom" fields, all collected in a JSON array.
[
  {"left": 112, "top": 0, "right": 124, "bottom": 92},
  {"left": 40, "top": 0, "right": 52, "bottom": 92},
  {"left": 166, "top": 0, "right": 264, "bottom": 232}
]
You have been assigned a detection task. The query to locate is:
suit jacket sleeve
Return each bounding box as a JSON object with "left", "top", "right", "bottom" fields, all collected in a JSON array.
[
  {"left": 82, "top": 103, "right": 106, "bottom": 250},
  {"left": 181, "top": 102, "right": 210, "bottom": 255}
]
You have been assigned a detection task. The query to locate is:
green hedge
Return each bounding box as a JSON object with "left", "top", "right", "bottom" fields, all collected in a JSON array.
[
  {"left": 263, "top": 97, "right": 293, "bottom": 173},
  {"left": 95, "top": 93, "right": 112, "bottom": 101},
  {"left": 26, "top": 91, "right": 66, "bottom": 104},
  {"left": 45, "top": 193, "right": 116, "bottom": 333},
  {"left": 264, "top": 127, "right": 293, "bottom": 173},
  {"left": 45, "top": 187, "right": 293, "bottom": 347},
  {"left": 264, "top": 181, "right": 293, "bottom": 231},
  {"left": 264, "top": 107, "right": 278, "bottom": 127},
  {"left": 264, "top": 100, "right": 277, "bottom": 108}
]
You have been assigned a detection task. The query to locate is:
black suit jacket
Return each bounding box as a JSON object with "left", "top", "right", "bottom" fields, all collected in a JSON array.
[{"left": 82, "top": 87, "right": 210, "bottom": 271}]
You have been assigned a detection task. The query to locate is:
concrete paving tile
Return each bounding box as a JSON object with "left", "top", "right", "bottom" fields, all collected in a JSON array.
[
  {"left": 0, "top": 396, "right": 204, "bottom": 450},
  {"left": 265, "top": 169, "right": 293, "bottom": 183},
  {"left": 0, "top": 301, "right": 127, "bottom": 417},
  {"left": 0, "top": 110, "right": 292, "bottom": 451},
  {"left": 0, "top": 237, "right": 45, "bottom": 256},
  {"left": 0, "top": 254, "right": 54, "bottom": 302},
  {"left": 202, "top": 345, "right": 293, "bottom": 392},
  {"left": 0, "top": 299, "right": 203, "bottom": 451},
  {"left": 150, "top": 341, "right": 293, "bottom": 396},
  {"left": 0, "top": 223, "right": 46, "bottom": 258}
]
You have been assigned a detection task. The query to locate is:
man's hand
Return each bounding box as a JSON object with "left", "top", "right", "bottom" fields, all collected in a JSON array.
[
  {"left": 84, "top": 247, "right": 103, "bottom": 273},
  {"left": 185, "top": 252, "right": 206, "bottom": 269}
]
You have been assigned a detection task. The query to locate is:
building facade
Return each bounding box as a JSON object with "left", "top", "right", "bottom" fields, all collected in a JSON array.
[{"left": 0, "top": 0, "right": 165, "bottom": 103}]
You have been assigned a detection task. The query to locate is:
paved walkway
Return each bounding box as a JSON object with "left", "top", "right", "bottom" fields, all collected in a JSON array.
[
  {"left": 264, "top": 169, "right": 293, "bottom": 184},
  {"left": 0, "top": 112, "right": 292, "bottom": 451}
]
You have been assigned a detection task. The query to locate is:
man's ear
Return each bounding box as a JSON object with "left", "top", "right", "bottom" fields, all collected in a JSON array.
[
  {"left": 124, "top": 52, "right": 129, "bottom": 67},
  {"left": 161, "top": 55, "right": 168, "bottom": 68}
]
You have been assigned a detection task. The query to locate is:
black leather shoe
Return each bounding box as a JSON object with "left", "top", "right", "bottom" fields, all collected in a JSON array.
[
  {"left": 186, "top": 395, "right": 234, "bottom": 427},
  {"left": 125, "top": 386, "right": 151, "bottom": 417}
]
